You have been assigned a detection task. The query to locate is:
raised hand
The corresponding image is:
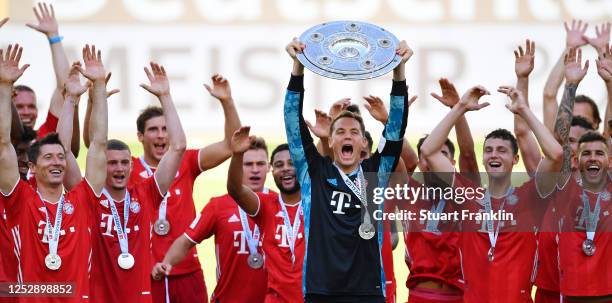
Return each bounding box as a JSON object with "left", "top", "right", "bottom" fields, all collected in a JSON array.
[
  {"left": 305, "top": 109, "right": 332, "bottom": 139},
  {"left": 0, "top": 18, "right": 9, "bottom": 29},
  {"left": 0, "top": 44, "right": 29, "bottom": 85},
  {"left": 151, "top": 263, "right": 172, "bottom": 280},
  {"left": 395, "top": 40, "right": 413, "bottom": 64},
  {"left": 515, "top": 39, "right": 535, "bottom": 78},
  {"left": 140, "top": 62, "right": 170, "bottom": 97},
  {"left": 26, "top": 3, "right": 59, "bottom": 37},
  {"left": 431, "top": 78, "right": 460, "bottom": 108},
  {"left": 204, "top": 74, "right": 232, "bottom": 102},
  {"left": 76, "top": 45, "right": 106, "bottom": 82},
  {"left": 498, "top": 86, "right": 527, "bottom": 114},
  {"left": 64, "top": 62, "right": 88, "bottom": 98},
  {"left": 285, "top": 37, "right": 305, "bottom": 61},
  {"left": 458, "top": 86, "right": 490, "bottom": 111},
  {"left": 596, "top": 44, "right": 612, "bottom": 82},
  {"left": 564, "top": 47, "right": 589, "bottom": 85},
  {"left": 363, "top": 95, "right": 388, "bottom": 124},
  {"left": 586, "top": 22, "right": 611, "bottom": 52},
  {"left": 230, "top": 126, "right": 255, "bottom": 154},
  {"left": 328, "top": 98, "right": 351, "bottom": 119},
  {"left": 565, "top": 19, "right": 589, "bottom": 48}
]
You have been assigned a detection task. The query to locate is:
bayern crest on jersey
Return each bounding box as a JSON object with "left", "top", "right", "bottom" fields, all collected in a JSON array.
[
  {"left": 63, "top": 202, "right": 74, "bottom": 215},
  {"left": 130, "top": 201, "right": 141, "bottom": 214}
]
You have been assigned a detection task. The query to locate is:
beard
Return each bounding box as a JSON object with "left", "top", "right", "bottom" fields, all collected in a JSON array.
[{"left": 275, "top": 178, "right": 301, "bottom": 195}]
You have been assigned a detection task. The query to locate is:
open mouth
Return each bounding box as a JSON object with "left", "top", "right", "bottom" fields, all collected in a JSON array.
[
  {"left": 280, "top": 175, "right": 294, "bottom": 186},
  {"left": 586, "top": 163, "right": 601, "bottom": 176},
  {"left": 112, "top": 174, "right": 126, "bottom": 183},
  {"left": 249, "top": 176, "right": 262, "bottom": 183},
  {"left": 49, "top": 168, "right": 63, "bottom": 176},
  {"left": 488, "top": 161, "right": 502, "bottom": 169},
  {"left": 341, "top": 144, "right": 354, "bottom": 158},
  {"left": 153, "top": 143, "right": 166, "bottom": 153}
]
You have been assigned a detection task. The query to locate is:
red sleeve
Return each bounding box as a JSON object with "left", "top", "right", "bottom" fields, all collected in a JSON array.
[
  {"left": 184, "top": 149, "right": 203, "bottom": 180},
  {"left": 184, "top": 198, "right": 217, "bottom": 244},
  {"left": 1, "top": 179, "right": 31, "bottom": 221},
  {"left": 36, "top": 111, "right": 59, "bottom": 140}
]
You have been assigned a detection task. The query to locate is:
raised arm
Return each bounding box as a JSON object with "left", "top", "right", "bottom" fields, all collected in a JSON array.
[
  {"left": 10, "top": 100, "right": 24, "bottom": 144},
  {"left": 431, "top": 78, "right": 480, "bottom": 183},
  {"left": 514, "top": 39, "right": 542, "bottom": 173},
  {"left": 596, "top": 45, "right": 612, "bottom": 138},
  {"left": 227, "top": 126, "right": 260, "bottom": 215},
  {"left": 543, "top": 20, "right": 588, "bottom": 131},
  {"left": 586, "top": 22, "right": 611, "bottom": 57},
  {"left": 77, "top": 45, "right": 107, "bottom": 195},
  {"left": 421, "top": 86, "right": 490, "bottom": 181},
  {"left": 0, "top": 45, "right": 28, "bottom": 194},
  {"left": 140, "top": 62, "right": 186, "bottom": 195},
  {"left": 306, "top": 109, "right": 332, "bottom": 157},
  {"left": 198, "top": 74, "right": 241, "bottom": 171},
  {"left": 57, "top": 63, "right": 88, "bottom": 190},
  {"left": 83, "top": 73, "right": 119, "bottom": 148},
  {"left": 555, "top": 48, "right": 590, "bottom": 184},
  {"left": 500, "top": 86, "right": 562, "bottom": 195},
  {"left": 26, "top": 3, "right": 69, "bottom": 118},
  {"left": 284, "top": 38, "right": 323, "bottom": 183}
]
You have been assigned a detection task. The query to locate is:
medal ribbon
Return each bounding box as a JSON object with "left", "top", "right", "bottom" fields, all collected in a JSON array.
[
  {"left": 140, "top": 156, "right": 170, "bottom": 222},
  {"left": 278, "top": 196, "right": 302, "bottom": 263},
  {"left": 238, "top": 207, "right": 261, "bottom": 255},
  {"left": 581, "top": 190, "right": 602, "bottom": 243},
  {"left": 334, "top": 164, "right": 372, "bottom": 225},
  {"left": 102, "top": 189, "right": 131, "bottom": 255},
  {"left": 425, "top": 199, "right": 446, "bottom": 233},
  {"left": 37, "top": 192, "right": 65, "bottom": 258},
  {"left": 483, "top": 187, "right": 514, "bottom": 252}
]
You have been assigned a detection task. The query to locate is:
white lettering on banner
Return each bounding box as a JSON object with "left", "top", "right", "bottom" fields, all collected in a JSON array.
[
  {"left": 52, "top": 0, "right": 106, "bottom": 20},
  {"left": 323, "top": 0, "right": 380, "bottom": 20},
  {"left": 387, "top": 0, "right": 443, "bottom": 22},
  {"left": 124, "top": 0, "right": 184, "bottom": 21},
  {"left": 195, "top": 0, "right": 261, "bottom": 22}
]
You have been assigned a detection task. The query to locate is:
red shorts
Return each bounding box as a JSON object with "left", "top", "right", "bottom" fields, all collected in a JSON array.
[
  {"left": 407, "top": 288, "right": 463, "bottom": 303},
  {"left": 535, "top": 288, "right": 560, "bottom": 303},
  {"left": 151, "top": 269, "right": 207, "bottom": 303}
]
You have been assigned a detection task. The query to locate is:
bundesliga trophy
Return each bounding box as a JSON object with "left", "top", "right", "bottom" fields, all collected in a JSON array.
[{"left": 296, "top": 20, "right": 402, "bottom": 80}]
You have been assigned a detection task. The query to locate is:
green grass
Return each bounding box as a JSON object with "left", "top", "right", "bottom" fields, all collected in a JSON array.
[{"left": 77, "top": 136, "right": 532, "bottom": 301}]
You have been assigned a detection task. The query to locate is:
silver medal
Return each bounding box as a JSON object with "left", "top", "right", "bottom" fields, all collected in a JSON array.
[
  {"left": 117, "top": 253, "right": 135, "bottom": 270},
  {"left": 154, "top": 219, "right": 170, "bottom": 236},
  {"left": 45, "top": 254, "right": 62, "bottom": 270},
  {"left": 487, "top": 247, "right": 495, "bottom": 262},
  {"left": 582, "top": 239, "right": 596, "bottom": 256},
  {"left": 358, "top": 222, "right": 375, "bottom": 240},
  {"left": 247, "top": 252, "right": 263, "bottom": 269}
]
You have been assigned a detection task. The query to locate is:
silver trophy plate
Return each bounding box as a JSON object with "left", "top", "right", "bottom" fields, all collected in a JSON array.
[{"left": 297, "top": 21, "right": 401, "bottom": 81}]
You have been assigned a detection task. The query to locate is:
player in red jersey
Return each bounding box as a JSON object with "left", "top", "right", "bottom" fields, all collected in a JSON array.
[
  {"left": 121, "top": 72, "right": 240, "bottom": 303},
  {"left": 421, "top": 80, "right": 562, "bottom": 302},
  {"left": 227, "top": 129, "right": 304, "bottom": 303},
  {"left": 0, "top": 44, "right": 108, "bottom": 302},
  {"left": 59, "top": 61, "right": 186, "bottom": 303},
  {"left": 553, "top": 132, "right": 612, "bottom": 301},
  {"left": 152, "top": 137, "right": 271, "bottom": 303}
]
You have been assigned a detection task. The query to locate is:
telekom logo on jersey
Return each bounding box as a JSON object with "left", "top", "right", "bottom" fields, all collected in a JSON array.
[
  {"left": 330, "top": 191, "right": 360, "bottom": 215},
  {"left": 37, "top": 221, "right": 73, "bottom": 243},
  {"left": 232, "top": 221, "right": 302, "bottom": 253},
  {"left": 99, "top": 214, "right": 139, "bottom": 237}
]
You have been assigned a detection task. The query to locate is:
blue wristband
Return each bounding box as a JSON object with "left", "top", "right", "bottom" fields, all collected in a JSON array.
[{"left": 48, "top": 36, "right": 63, "bottom": 44}]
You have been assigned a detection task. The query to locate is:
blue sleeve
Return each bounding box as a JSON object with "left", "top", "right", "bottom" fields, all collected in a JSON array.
[{"left": 284, "top": 74, "right": 322, "bottom": 182}]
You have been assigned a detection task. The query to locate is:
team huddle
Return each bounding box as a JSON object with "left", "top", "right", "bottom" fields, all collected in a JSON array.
[{"left": 0, "top": 3, "right": 610, "bottom": 303}]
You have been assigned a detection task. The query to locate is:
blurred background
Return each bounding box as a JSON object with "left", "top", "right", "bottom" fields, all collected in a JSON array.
[{"left": 3, "top": 0, "right": 612, "bottom": 300}]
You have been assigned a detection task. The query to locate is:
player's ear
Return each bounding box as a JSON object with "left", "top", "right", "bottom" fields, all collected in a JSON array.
[
  {"left": 28, "top": 161, "right": 36, "bottom": 173},
  {"left": 513, "top": 153, "right": 519, "bottom": 165},
  {"left": 137, "top": 132, "right": 144, "bottom": 143}
]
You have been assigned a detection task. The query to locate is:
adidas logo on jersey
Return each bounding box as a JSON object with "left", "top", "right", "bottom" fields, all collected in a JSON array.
[{"left": 228, "top": 214, "right": 240, "bottom": 223}]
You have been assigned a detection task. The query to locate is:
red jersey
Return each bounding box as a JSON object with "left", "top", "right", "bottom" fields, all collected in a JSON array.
[
  {"left": 1, "top": 179, "right": 94, "bottom": 303},
  {"left": 128, "top": 149, "right": 202, "bottom": 276},
  {"left": 458, "top": 177, "right": 549, "bottom": 303},
  {"left": 185, "top": 193, "right": 268, "bottom": 303},
  {"left": 556, "top": 177, "right": 612, "bottom": 297},
  {"left": 88, "top": 177, "right": 164, "bottom": 303},
  {"left": 401, "top": 177, "right": 463, "bottom": 291},
  {"left": 253, "top": 192, "right": 304, "bottom": 302},
  {"left": 36, "top": 111, "right": 59, "bottom": 140},
  {"left": 381, "top": 227, "right": 396, "bottom": 303}
]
